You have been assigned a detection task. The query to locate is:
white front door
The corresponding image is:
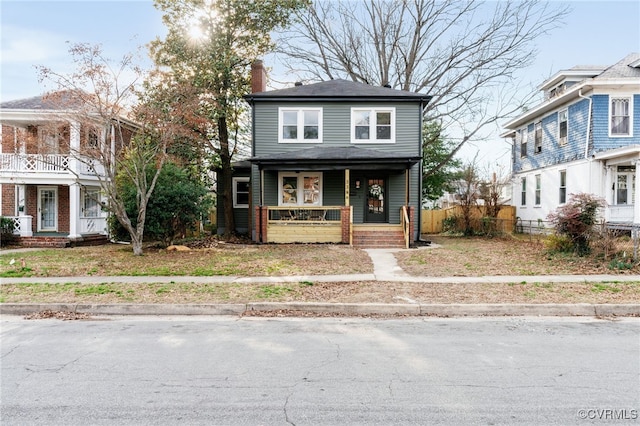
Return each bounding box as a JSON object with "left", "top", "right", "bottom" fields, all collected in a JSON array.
[{"left": 38, "top": 187, "right": 58, "bottom": 232}]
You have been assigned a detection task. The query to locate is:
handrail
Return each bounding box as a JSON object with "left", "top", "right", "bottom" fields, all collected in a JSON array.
[{"left": 401, "top": 205, "right": 410, "bottom": 249}]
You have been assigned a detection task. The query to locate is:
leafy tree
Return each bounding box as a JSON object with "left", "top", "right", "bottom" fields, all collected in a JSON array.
[
  {"left": 547, "top": 193, "right": 605, "bottom": 256},
  {"left": 149, "top": 0, "right": 309, "bottom": 237},
  {"left": 37, "top": 43, "right": 171, "bottom": 256},
  {"left": 422, "top": 121, "right": 462, "bottom": 206},
  {"left": 112, "top": 162, "right": 212, "bottom": 246},
  {"left": 279, "top": 0, "right": 568, "bottom": 168}
]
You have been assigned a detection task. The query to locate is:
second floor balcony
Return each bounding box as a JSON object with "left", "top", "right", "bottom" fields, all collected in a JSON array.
[{"left": 0, "top": 153, "right": 106, "bottom": 179}]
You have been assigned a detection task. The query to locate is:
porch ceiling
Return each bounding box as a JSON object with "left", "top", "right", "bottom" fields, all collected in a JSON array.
[{"left": 250, "top": 146, "right": 420, "bottom": 171}]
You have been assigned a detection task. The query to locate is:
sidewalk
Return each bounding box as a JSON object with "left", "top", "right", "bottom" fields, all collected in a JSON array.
[{"left": 1, "top": 248, "right": 639, "bottom": 317}]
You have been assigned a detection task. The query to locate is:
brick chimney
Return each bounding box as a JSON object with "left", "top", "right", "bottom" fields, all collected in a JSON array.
[{"left": 251, "top": 60, "right": 267, "bottom": 93}]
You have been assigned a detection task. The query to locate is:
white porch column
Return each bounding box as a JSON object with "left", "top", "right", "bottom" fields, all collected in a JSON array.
[
  {"left": 69, "top": 120, "right": 80, "bottom": 175},
  {"left": 604, "top": 166, "right": 613, "bottom": 221},
  {"left": 68, "top": 183, "right": 82, "bottom": 240},
  {"left": 635, "top": 160, "right": 640, "bottom": 225}
]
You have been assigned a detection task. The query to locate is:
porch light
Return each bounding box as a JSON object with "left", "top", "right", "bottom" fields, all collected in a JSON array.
[{"left": 355, "top": 179, "right": 361, "bottom": 189}]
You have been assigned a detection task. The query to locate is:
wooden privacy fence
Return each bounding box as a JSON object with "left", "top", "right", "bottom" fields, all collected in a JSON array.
[{"left": 421, "top": 205, "right": 516, "bottom": 234}]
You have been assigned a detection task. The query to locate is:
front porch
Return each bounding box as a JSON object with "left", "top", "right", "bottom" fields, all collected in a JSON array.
[{"left": 255, "top": 205, "right": 413, "bottom": 248}]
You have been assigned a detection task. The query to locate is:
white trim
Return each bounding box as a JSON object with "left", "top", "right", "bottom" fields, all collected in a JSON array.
[
  {"left": 609, "top": 95, "right": 634, "bottom": 138},
  {"left": 278, "top": 107, "right": 323, "bottom": 143},
  {"left": 278, "top": 172, "right": 323, "bottom": 206},
  {"left": 350, "top": 107, "right": 396, "bottom": 144},
  {"left": 232, "top": 177, "right": 250, "bottom": 208}
]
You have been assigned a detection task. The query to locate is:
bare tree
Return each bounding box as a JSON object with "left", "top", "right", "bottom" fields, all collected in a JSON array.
[
  {"left": 455, "top": 158, "right": 480, "bottom": 236},
  {"left": 277, "top": 0, "right": 568, "bottom": 163},
  {"left": 37, "top": 43, "right": 172, "bottom": 256}
]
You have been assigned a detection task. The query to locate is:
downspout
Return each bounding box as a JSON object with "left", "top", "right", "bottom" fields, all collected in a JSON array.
[
  {"left": 578, "top": 89, "right": 594, "bottom": 201},
  {"left": 578, "top": 89, "right": 592, "bottom": 160}
]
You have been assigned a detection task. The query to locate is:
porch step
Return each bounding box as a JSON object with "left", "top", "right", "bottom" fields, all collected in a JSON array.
[
  {"left": 16, "top": 236, "right": 70, "bottom": 248},
  {"left": 352, "top": 230, "right": 407, "bottom": 248},
  {"left": 70, "top": 234, "right": 110, "bottom": 247}
]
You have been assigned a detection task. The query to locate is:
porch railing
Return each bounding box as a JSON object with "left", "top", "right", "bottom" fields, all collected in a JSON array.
[
  {"left": 400, "top": 205, "right": 410, "bottom": 249},
  {"left": 607, "top": 205, "right": 634, "bottom": 223},
  {"left": 80, "top": 217, "right": 107, "bottom": 234},
  {"left": 267, "top": 206, "right": 342, "bottom": 222},
  {"left": 3, "top": 216, "right": 33, "bottom": 237}
]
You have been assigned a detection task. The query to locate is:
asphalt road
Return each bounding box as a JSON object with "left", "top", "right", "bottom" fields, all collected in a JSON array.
[{"left": 1, "top": 316, "right": 639, "bottom": 425}]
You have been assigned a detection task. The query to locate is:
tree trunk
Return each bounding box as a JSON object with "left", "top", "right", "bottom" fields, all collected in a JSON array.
[{"left": 218, "top": 116, "right": 235, "bottom": 238}]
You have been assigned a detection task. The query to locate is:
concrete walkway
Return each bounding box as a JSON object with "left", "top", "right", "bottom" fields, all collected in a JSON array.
[{"left": 1, "top": 247, "right": 639, "bottom": 317}]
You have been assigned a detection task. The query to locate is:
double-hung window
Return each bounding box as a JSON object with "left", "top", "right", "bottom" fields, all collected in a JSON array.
[
  {"left": 279, "top": 108, "right": 322, "bottom": 143},
  {"left": 521, "top": 177, "right": 527, "bottom": 206},
  {"left": 610, "top": 97, "right": 631, "bottom": 136},
  {"left": 559, "top": 170, "right": 567, "bottom": 204},
  {"left": 279, "top": 172, "right": 322, "bottom": 206},
  {"left": 519, "top": 128, "right": 528, "bottom": 157},
  {"left": 534, "top": 174, "right": 541, "bottom": 206},
  {"left": 82, "top": 187, "right": 101, "bottom": 218},
  {"left": 558, "top": 109, "right": 568, "bottom": 146},
  {"left": 232, "top": 177, "right": 250, "bottom": 208},
  {"left": 351, "top": 108, "right": 395, "bottom": 143},
  {"left": 534, "top": 122, "right": 542, "bottom": 153}
]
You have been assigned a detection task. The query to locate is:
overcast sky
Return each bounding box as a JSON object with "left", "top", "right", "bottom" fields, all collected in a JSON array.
[{"left": 1, "top": 0, "right": 639, "bottom": 165}]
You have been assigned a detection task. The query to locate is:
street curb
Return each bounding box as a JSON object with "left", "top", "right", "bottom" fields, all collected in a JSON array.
[{"left": 1, "top": 303, "right": 639, "bottom": 317}]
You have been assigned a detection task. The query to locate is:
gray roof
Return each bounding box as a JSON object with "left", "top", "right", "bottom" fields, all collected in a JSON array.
[
  {"left": 597, "top": 52, "right": 640, "bottom": 79},
  {"left": 0, "top": 91, "right": 84, "bottom": 110},
  {"left": 245, "top": 79, "right": 431, "bottom": 103},
  {"left": 250, "top": 146, "right": 420, "bottom": 171}
]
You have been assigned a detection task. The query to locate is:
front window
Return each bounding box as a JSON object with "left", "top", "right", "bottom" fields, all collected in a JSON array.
[
  {"left": 535, "top": 174, "right": 541, "bottom": 206},
  {"left": 351, "top": 108, "right": 395, "bottom": 143},
  {"left": 559, "top": 170, "right": 566, "bottom": 204},
  {"left": 610, "top": 97, "right": 631, "bottom": 136},
  {"left": 82, "top": 188, "right": 101, "bottom": 218},
  {"left": 534, "top": 122, "right": 542, "bottom": 154},
  {"left": 233, "top": 177, "right": 250, "bottom": 208},
  {"left": 279, "top": 172, "right": 322, "bottom": 206},
  {"left": 279, "top": 108, "right": 322, "bottom": 143},
  {"left": 521, "top": 177, "right": 527, "bottom": 206},
  {"left": 558, "top": 109, "right": 568, "bottom": 146}
]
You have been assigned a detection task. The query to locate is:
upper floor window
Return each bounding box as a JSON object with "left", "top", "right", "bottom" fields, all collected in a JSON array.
[
  {"left": 279, "top": 108, "right": 322, "bottom": 143},
  {"left": 534, "top": 122, "right": 542, "bottom": 154},
  {"left": 610, "top": 97, "right": 631, "bottom": 136},
  {"left": 519, "top": 128, "right": 528, "bottom": 157},
  {"left": 558, "top": 109, "right": 568, "bottom": 146},
  {"left": 351, "top": 108, "right": 395, "bottom": 143},
  {"left": 232, "top": 177, "right": 250, "bottom": 208}
]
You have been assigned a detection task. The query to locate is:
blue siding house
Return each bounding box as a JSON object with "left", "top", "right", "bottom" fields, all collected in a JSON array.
[
  {"left": 219, "top": 61, "right": 431, "bottom": 247},
  {"left": 502, "top": 53, "right": 640, "bottom": 227}
]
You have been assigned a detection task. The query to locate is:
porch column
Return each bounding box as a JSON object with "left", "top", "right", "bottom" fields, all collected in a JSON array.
[
  {"left": 68, "top": 183, "right": 82, "bottom": 240},
  {"left": 69, "top": 120, "right": 80, "bottom": 175},
  {"left": 604, "top": 166, "right": 613, "bottom": 222},
  {"left": 635, "top": 160, "right": 640, "bottom": 225},
  {"left": 344, "top": 169, "right": 350, "bottom": 206}
]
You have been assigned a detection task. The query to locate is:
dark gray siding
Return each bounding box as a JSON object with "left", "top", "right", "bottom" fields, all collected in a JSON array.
[{"left": 253, "top": 102, "right": 421, "bottom": 156}]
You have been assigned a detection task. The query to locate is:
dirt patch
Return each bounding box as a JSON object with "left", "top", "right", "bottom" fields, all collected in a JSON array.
[{"left": 24, "top": 310, "right": 93, "bottom": 321}]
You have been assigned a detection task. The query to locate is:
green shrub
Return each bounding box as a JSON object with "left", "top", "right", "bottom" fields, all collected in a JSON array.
[
  {"left": 544, "top": 234, "right": 574, "bottom": 253},
  {"left": 442, "top": 215, "right": 459, "bottom": 233}
]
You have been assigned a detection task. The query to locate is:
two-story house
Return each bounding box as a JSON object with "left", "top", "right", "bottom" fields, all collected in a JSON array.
[
  {"left": 502, "top": 53, "right": 640, "bottom": 229},
  {"left": 0, "top": 93, "right": 135, "bottom": 247},
  {"left": 218, "top": 61, "right": 431, "bottom": 247}
]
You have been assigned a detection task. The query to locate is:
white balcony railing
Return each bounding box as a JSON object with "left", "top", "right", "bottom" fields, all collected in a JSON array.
[{"left": 0, "top": 154, "right": 107, "bottom": 177}]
